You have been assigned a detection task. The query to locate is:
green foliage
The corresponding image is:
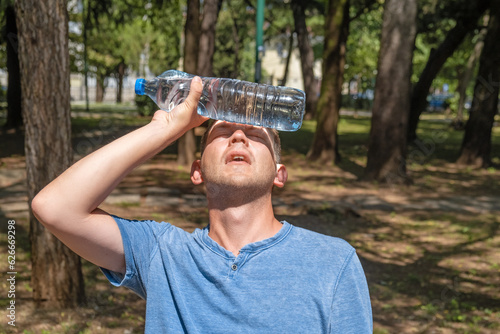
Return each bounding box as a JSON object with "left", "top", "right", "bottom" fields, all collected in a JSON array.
[
  {"left": 412, "top": 0, "right": 488, "bottom": 95},
  {"left": 0, "top": 0, "right": 15, "bottom": 70},
  {"left": 344, "top": 2, "right": 383, "bottom": 93},
  {"left": 144, "top": 1, "right": 182, "bottom": 76},
  {"left": 68, "top": 0, "right": 182, "bottom": 80},
  {"left": 134, "top": 94, "right": 157, "bottom": 117},
  {"left": 212, "top": 0, "right": 256, "bottom": 80},
  {"left": 266, "top": 0, "right": 295, "bottom": 39}
]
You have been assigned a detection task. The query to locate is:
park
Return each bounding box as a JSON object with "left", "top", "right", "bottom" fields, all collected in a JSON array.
[{"left": 1, "top": 0, "right": 499, "bottom": 333}]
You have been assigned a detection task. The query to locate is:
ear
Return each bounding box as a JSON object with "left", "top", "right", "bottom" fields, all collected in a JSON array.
[
  {"left": 273, "top": 164, "right": 287, "bottom": 188},
  {"left": 190, "top": 160, "right": 204, "bottom": 185}
]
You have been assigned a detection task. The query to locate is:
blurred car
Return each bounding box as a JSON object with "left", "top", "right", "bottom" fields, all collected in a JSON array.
[{"left": 426, "top": 94, "right": 454, "bottom": 112}]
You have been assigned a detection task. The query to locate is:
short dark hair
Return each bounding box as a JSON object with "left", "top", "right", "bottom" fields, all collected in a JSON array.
[{"left": 200, "top": 121, "right": 282, "bottom": 163}]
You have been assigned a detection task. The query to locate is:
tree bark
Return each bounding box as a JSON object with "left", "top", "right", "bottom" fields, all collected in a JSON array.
[
  {"left": 197, "top": 0, "right": 222, "bottom": 77},
  {"left": 95, "top": 75, "right": 105, "bottom": 103},
  {"left": 364, "top": 0, "right": 417, "bottom": 184},
  {"left": 306, "top": 0, "right": 349, "bottom": 164},
  {"left": 407, "top": 0, "right": 491, "bottom": 142},
  {"left": 116, "top": 60, "right": 125, "bottom": 104},
  {"left": 178, "top": 0, "right": 200, "bottom": 165},
  {"left": 15, "top": 0, "right": 85, "bottom": 308},
  {"left": 457, "top": 1, "right": 500, "bottom": 168},
  {"left": 4, "top": 5, "right": 23, "bottom": 130},
  {"left": 456, "top": 25, "right": 487, "bottom": 123},
  {"left": 291, "top": 0, "right": 318, "bottom": 119},
  {"left": 280, "top": 32, "right": 294, "bottom": 86}
]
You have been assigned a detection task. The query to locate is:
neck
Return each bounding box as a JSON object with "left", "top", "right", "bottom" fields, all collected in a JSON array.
[{"left": 206, "top": 191, "right": 282, "bottom": 256}]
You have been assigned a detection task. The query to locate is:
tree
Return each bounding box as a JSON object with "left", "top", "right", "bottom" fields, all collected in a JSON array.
[
  {"left": 67, "top": 0, "right": 182, "bottom": 104},
  {"left": 407, "top": 0, "right": 491, "bottom": 142},
  {"left": 144, "top": 0, "right": 183, "bottom": 76},
  {"left": 177, "top": 0, "right": 201, "bottom": 166},
  {"left": 457, "top": 0, "right": 500, "bottom": 168},
  {"left": 177, "top": 0, "right": 222, "bottom": 165},
  {"left": 198, "top": 0, "right": 222, "bottom": 77},
  {"left": 455, "top": 25, "right": 488, "bottom": 124},
  {"left": 212, "top": 0, "right": 255, "bottom": 80},
  {"left": 291, "top": 0, "right": 320, "bottom": 119},
  {"left": 2, "top": 4, "right": 22, "bottom": 130},
  {"left": 15, "top": 0, "right": 85, "bottom": 307},
  {"left": 344, "top": 1, "right": 383, "bottom": 109},
  {"left": 307, "top": 0, "right": 350, "bottom": 164},
  {"left": 363, "top": 0, "right": 417, "bottom": 183},
  {"left": 280, "top": 32, "right": 294, "bottom": 86},
  {"left": 85, "top": 15, "right": 121, "bottom": 103}
]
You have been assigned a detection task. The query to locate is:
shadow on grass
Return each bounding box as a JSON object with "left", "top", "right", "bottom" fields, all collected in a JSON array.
[{"left": 337, "top": 157, "right": 365, "bottom": 178}]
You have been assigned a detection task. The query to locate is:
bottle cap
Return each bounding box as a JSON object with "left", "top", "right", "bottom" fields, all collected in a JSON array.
[{"left": 135, "top": 79, "right": 146, "bottom": 95}]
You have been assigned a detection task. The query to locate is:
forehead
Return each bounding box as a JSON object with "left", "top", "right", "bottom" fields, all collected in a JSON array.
[{"left": 207, "top": 121, "right": 270, "bottom": 137}]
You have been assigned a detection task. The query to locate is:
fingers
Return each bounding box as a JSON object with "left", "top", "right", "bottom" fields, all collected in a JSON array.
[
  {"left": 183, "top": 76, "right": 203, "bottom": 112},
  {"left": 151, "top": 76, "right": 208, "bottom": 130},
  {"left": 174, "top": 76, "right": 208, "bottom": 126}
]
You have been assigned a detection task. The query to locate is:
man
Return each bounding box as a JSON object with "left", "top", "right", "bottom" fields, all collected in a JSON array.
[{"left": 32, "top": 77, "right": 372, "bottom": 333}]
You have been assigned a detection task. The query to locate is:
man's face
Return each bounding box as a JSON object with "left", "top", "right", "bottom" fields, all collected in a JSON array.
[{"left": 198, "top": 121, "right": 279, "bottom": 193}]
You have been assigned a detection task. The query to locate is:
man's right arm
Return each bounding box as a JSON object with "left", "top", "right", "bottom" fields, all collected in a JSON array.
[{"left": 31, "top": 77, "right": 206, "bottom": 275}]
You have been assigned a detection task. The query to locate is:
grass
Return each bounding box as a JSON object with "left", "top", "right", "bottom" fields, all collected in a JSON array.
[{"left": 0, "top": 105, "right": 499, "bottom": 333}]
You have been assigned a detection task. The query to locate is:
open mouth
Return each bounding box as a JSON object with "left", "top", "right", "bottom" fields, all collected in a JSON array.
[{"left": 226, "top": 152, "right": 250, "bottom": 164}]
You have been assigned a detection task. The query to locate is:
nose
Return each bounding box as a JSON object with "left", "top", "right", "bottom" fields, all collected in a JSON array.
[{"left": 229, "top": 129, "right": 248, "bottom": 145}]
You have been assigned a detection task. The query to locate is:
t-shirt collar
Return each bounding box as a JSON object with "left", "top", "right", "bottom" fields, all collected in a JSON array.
[{"left": 197, "top": 221, "right": 292, "bottom": 259}]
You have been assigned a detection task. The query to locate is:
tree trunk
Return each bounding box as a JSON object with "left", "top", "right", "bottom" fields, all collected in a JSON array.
[
  {"left": 15, "top": 0, "right": 85, "bottom": 308},
  {"left": 407, "top": 0, "right": 491, "bottom": 142},
  {"left": 456, "top": 25, "right": 487, "bottom": 123},
  {"left": 116, "top": 61, "right": 125, "bottom": 104},
  {"left": 280, "top": 32, "right": 294, "bottom": 86},
  {"left": 291, "top": 0, "right": 318, "bottom": 120},
  {"left": 363, "top": 0, "right": 417, "bottom": 184},
  {"left": 197, "top": 0, "right": 222, "bottom": 77},
  {"left": 306, "top": 0, "right": 349, "bottom": 164},
  {"left": 178, "top": 0, "right": 200, "bottom": 166},
  {"left": 95, "top": 75, "right": 105, "bottom": 103},
  {"left": 4, "top": 5, "right": 23, "bottom": 130},
  {"left": 457, "top": 1, "right": 500, "bottom": 168}
]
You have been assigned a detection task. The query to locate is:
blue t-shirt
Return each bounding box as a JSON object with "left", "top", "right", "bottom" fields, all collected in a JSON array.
[{"left": 102, "top": 216, "right": 372, "bottom": 333}]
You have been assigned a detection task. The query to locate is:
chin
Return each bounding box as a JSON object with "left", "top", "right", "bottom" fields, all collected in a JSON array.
[{"left": 206, "top": 177, "right": 270, "bottom": 193}]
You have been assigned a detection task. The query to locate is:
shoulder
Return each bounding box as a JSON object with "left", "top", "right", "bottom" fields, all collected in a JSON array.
[
  {"left": 288, "top": 223, "right": 355, "bottom": 254},
  {"left": 282, "top": 223, "right": 359, "bottom": 272},
  {"left": 112, "top": 215, "right": 192, "bottom": 242}
]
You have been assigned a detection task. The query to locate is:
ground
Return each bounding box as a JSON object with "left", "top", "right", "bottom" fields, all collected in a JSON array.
[{"left": 0, "top": 107, "right": 499, "bottom": 333}]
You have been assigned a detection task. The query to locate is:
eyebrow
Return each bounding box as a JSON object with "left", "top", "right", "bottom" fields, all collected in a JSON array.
[
  {"left": 215, "top": 122, "right": 261, "bottom": 130},
  {"left": 210, "top": 123, "right": 263, "bottom": 136},
  {"left": 209, "top": 120, "right": 275, "bottom": 141}
]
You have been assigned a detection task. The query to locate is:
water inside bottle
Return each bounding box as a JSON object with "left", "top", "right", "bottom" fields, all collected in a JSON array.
[{"left": 153, "top": 73, "right": 305, "bottom": 131}]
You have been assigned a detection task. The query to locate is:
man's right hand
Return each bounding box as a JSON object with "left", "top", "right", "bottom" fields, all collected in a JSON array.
[
  {"left": 31, "top": 76, "right": 206, "bottom": 275},
  {"left": 151, "top": 76, "right": 208, "bottom": 141}
]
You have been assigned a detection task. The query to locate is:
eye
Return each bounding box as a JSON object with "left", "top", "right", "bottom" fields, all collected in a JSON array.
[
  {"left": 246, "top": 129, "right": 264, "bottom": 139},
  {"left": 247, "top": 132, "right": 271, "bottom": 148},
  {"left": 210, "top": 128, "right": 231, "bottom": 141}
]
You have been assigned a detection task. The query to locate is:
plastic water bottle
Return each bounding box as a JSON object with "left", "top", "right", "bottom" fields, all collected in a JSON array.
[{"left": 135, "top": 70, "right": 306, "bottom": 131}]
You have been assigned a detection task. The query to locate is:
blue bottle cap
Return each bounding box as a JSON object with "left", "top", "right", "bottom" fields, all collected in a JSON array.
[{"left": 135, "top": 79, "right": 146, "bottom": 95}]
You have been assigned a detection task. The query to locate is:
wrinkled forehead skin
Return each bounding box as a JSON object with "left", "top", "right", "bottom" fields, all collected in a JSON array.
[{"left": 200, "top": 120, "right": 281, "bottom": 163}]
